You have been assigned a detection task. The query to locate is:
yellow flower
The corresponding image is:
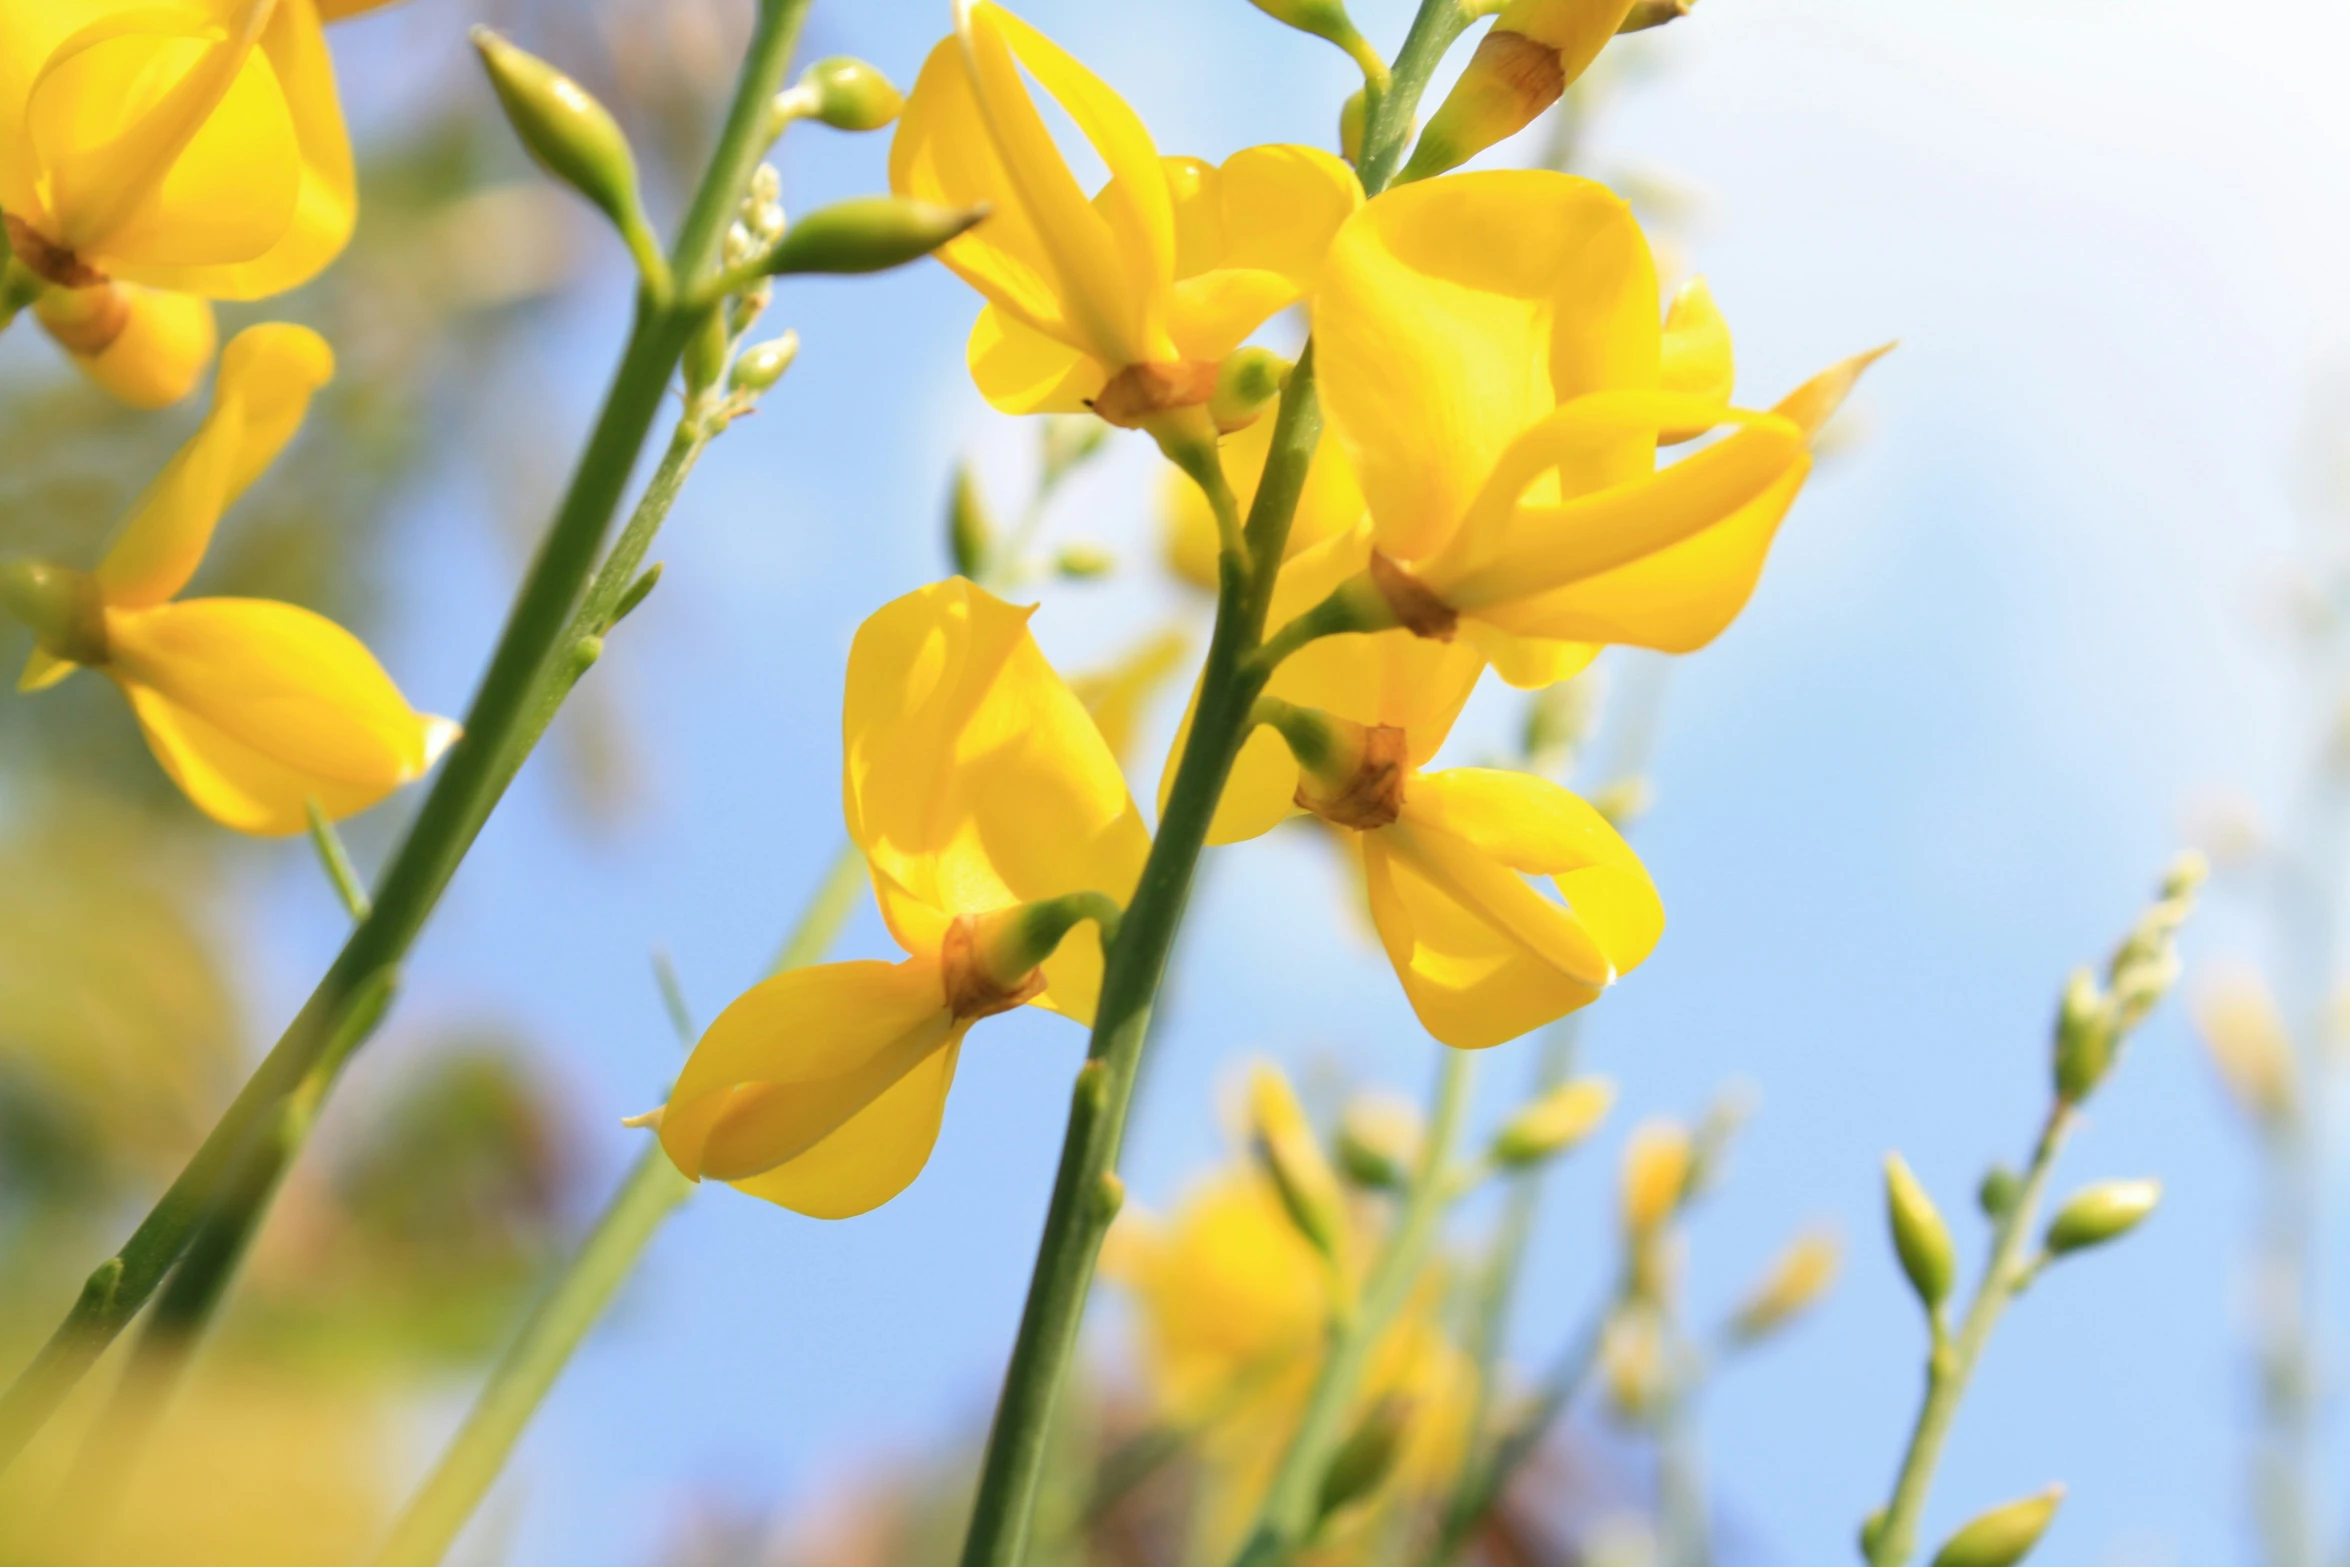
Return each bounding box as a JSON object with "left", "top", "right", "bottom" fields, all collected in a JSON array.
[
  {"left": 1727, "top": 1227, "right": 1840, "bottom": 1341},
  {"left": 1619, "top": 1116, "right": 1692, "bottom": 1237},
  {"left": 4, "top": 323, "right": 457, "bottom": 836},
  {"left": 890, "top": 1, "right": 1361, "bottom": 426},
  {"left": 1313, "top": 171, "right": 1882, "bottom": 667},
  {"left": 30, "top": 279, "right": 218, "bottom": 407},
  {"left": 649, "top": 579, "right": 1150, "bottom": 1218},
  {"left": 1404, "top": 0, "right": 1641, "bottom": 180},
  {"left": 2191, "top": 963, "right": 2299, "bottom": 1130}
]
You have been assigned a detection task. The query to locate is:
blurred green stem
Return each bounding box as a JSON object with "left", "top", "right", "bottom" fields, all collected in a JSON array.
[
  {"left": 1865, "top": 1101, "right": 2076, "bottom": 1567},
  {"left": 307, "top": 801, "right": 373, "bottom": 922},
  {"left": 1231, "top": 1048, "right": 1478, "bottom": 1567},
  {"left": 0, "top": 258, "right": 39, "bottom": 337},
  {"left": 0, "top": 0, "right": 817, "bottom": 1478},
  {"left": 1354, "top": 0, "right": 1470, "bottom": 192}
]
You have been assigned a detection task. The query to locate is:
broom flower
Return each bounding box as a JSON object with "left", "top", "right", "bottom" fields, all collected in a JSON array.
[
  {"left": 642, "top": 579, "right": 1150, "bottom": 1218},
  {"left": 1, "top": 323, "right": 457, "bottom": 837}
]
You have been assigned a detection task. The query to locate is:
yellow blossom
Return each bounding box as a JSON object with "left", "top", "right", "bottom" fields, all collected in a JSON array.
[
  {"left": 1727, "top": 1227, "right": 1840, "bottom": 1341},
  {"left": 30, "top": 278, "right": 217, "bottom": 407},
  {"left": 3, "top": 323, "right": 457, "bottom": 836},
  {"left": 2191, "top": 963, "right": 2299, "bottom": 1129},
  {"left": 1619, "top": 1117, "right": 1692, "bottom": 1237},
  {"left": 889, "top": 1, "right": 1361, "bottom": 427},
  {"left": 1312, "top": 171, "right": 1883, "bottom": 670},
  {"left": 647, "top": 579, "right": 1149, "bottom": 1218}
]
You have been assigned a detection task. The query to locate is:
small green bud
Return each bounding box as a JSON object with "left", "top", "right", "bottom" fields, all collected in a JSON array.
[
  {"left": 1249, "top": 1061, "right": 1349, "bottom": 1261},
  {"left": 1248, "top": 0, "right": 1366, "bottom": 48},
  {"left": 2044, "top": 1178, "right": 2160, "bottom": 1256},
  {"left": 797, "top": 57, "right": 905, "bottom": 131},
  {"left": 1859, "top": 1509, "right": 1888, "bottom": 1560},
  {"left": 0, "top": 560, "right": 106, "bottom": 666},
  {"left": 1977, "top": 1163, "right": 2021, "bottom": 1221},
  {"left": 471, "top": 30, "right": 650, "bottom": 255},
  {"left": 2051, "top": 966, "right": 2114, "bottom": 1102},
  {"left": 2160, "top": 850, "right": 2208, "bottom": 901},
  {"left": 1208, "top": 347, "right": 1292, "bottom": 433},
  {"left": 609, "top": 563, "right": 662, "bottom": 628},
  {"left": 728, "top": 330, "right": 800, "bottom": 394},
  {"left": 1929, "top": 1486, "right": 2063, "bottom": 1567},
  {"left": 1054, "top": 542, "right": 1115, "bottom": 580},
  {"left": 1493, "top": 1077, "right": 1616, "bottom": 1169},
  {"left": 1315, "top": 1394, "right": 1412, "bottom": 1520},
  {"left": 1884, "top": 1152, "right": 1955, "bottom": 1310},
  {"left": 1335, "top": 1094, "right": 1422, "bottom": 1190},
  {"left": 948, "top": 464, "right": 994, "bottom": 579},
  {"left": 682, "top": 307, "right": 729, "bottom": 396},
  {"left": 763, "top": 197, "right": 987, "bottom": 277},
  {"left": 1339, "top": 88, "right": 1368, "bottom": 165}
]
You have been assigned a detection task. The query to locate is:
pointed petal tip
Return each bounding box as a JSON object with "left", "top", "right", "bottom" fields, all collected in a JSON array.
[
  {"left": 420, "top": 716, "right": 462, "bottom": 769},
  {"left": 620, "top": 1106, "right": 666, "bottom": 1130}
]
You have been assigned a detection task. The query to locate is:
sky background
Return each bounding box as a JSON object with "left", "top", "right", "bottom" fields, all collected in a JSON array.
[{"left": 123, "top": 0, "right": 2350, "bottom": 1562}]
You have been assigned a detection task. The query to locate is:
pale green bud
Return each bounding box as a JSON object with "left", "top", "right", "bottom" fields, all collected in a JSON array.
[
  {"left": 764, "top": 197, "right": 987, "bottom": 277},
  {"left": 1208, "top": 347, "right": 1292, "bottom": 433},
  {"left": 1339, "top": 88, "right": 1368, "bottom": 165},
  {"left": 472, "top": 30, "right": 649, "bottom": 251},
  {"left": 1250, "top": 1061, "right": 1349, "bottom": 1260},
  {"left": 1884, "top": 1152, "right": 1955, "bottom": 1310},
  {"left": 1248, "top": 0, "right": 1366, "bottom": 48},
  {"left": 1859, "top": 1508, "right": 1888, "bottom": 1560},
  {"left": 1054, "top": 542, "right": 1115, "bottom": 580},
  {"left": 727, "top": 331, "right": 800, "bottom": 394},
  {"left": 1316, "top": 1394, "right": 1412, "bottom": 1520},
  {"left": 2043, "top": 1178, "right": 2160, "bottom": 1256},
  {"left": 1335, "top": 1094, "right": 1422, "bottom": 1190},
  {"left": 1930, "top": 1486, "right": 2063, "bottom": 1567},
  {"left": 2051, "top": 967, "right": 2113, "bottom": 1103},
  {"left": 0, "top": 560, "right": 105, "bottom": 666},
  {"left": 1977, "top": 1163, "right": 2021, "bottom": 1221},
  {"left": 797, "top": 57, "right": 905, "bottom": 131},
  {"left": 948, "top": 464, "right": 994, "bottom": 579},
  {"left": 682, "top": 307, "right": 729, "bottom": 396},
  {"left": 1493, "top": 1077, "right": 1617, "bottom": 1169}
]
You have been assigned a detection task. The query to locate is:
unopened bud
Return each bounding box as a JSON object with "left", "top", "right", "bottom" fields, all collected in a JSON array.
[
  {"left": 1400, "top": 0, "right": 1639, "bottom": 181},
  {"left": 1977, "top": 1163, "right": 2021, "bottom": 1221},
  {"left": 472, "top": 30, "right": 651, "bottom": 259},
  {"left": 1601, "top": 1307, "right": 1667, "bottom": 1422},
  {"left": 1054, "top": 542, "right": 1115, "bottom": 580},
  {"left": 1249, "top": 1061, "right": 1348, "bottom": 1260},
  {"left": 1884, "top": 1152, "right": 1955, "bottom": 1311},
  {"left": 1336, "top": 1093, "right": 1423, "bottom": 1190},
  {"left": 1930, "top": 1486, "right": 2063, "bottom": 1567},
  {"left": 1315, "top": 1393, "right": 1412, "bottom": 1520},
  {"left": 2043, "top": 1179, "right": 2159, "bottom": 1257},
  {"left": 1495, "top": 1078, "right": 1617, "bottom": 1170},
  {"left": 1208, "top": 347, "right": 1292, "bottom": 433},
  {"left": 2160, "top": 850, "right": 2208, "bottom": 901},
  {"left": 728, "top": 331, "right": 800, "bottom": 394},
  {"left": 1618, "top": 1116, "right": 1690, "bottom": 1235},
  {"left": 1339, "top": 87, "right": 1368, "bottom": 165},
  {"left": 795, "top": 57, "right": 905, "bottom": 132},
  {"left": 0, "top": 560, "right": 106, "bottom": 667},
  {"left": 1859, "top": 1509, "right": 1888, "bottom": 1559},
  {"left": 948, "top": 464, "right": 994, "bottom": 579},
  {"left": 682, "top": 307, "right": 729, "bottom": 396},
  {"left": 2051, "top": 967, "right": 2114, "bottom": 1103},
  {"left": 1728, "top": 1229, "right": 1839, "bottom": 1342},
  {"left": 763, "top": 197, "right": 986, "bottom": 276},
  {"left": 2191, "top": 967, "right": 2298, "bottom": 1129}
]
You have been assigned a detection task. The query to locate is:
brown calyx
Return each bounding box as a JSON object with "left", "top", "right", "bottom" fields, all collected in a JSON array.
[
  {"left": 941, "top": 914, "right": 1049, "bottom": 1022},
  {"left": 1475, "top": 29, "right": 1567, "bottom": 109},
  {"left": 5, "top": 215, "right": 107, "bottom": 290},
  {"left": 33, "top": 284, "right": 131, "bottom": 356},
  {"left": 1368, "top": 551, "right": 1458, "bottom": 641},
  {"left": 1088, "top": 360, "right": 1219, "bottom": 429},
  {"left": 1296, "top": 723, "right": 1409, "bottom": 832}
]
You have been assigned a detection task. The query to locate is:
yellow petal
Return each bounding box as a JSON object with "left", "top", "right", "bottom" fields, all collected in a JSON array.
[
  {"left": 1495, "top": 0, "right": 1642, "bottom": 85},
  {"left": 1164, "top": 142, "right": 1360, "bottom": 362},
  {"left": 842, "top": 577, "right": 1149, "bottom": 1022},
  {"left": 1405, "top": 767, "right": 1662, "bottom": 972},
  {"left": 97, "top": 322, "right": 334, "bottom": 606},
  {"left": 40, "top": 283, "right": 217, "bottom": 408},
  {"left": 1457, "top": 621, "right": 1597, "bottom": 690},
  {"left": 1071, "top": 626, "right": 1192, "bottom": 769},
  {"left": 968, "top": 301, "right": 1106, "bottom": 415},
  {"left": 105, "top": 598, "right": 452, "bottom": 818},
  {"left": 1316, "top": 171, "right": 1660, "bottom": 563},
  {"left": 655, "top": 957, "right": 960, "bottom": 1215},
  {"left": 731, "top": 1036, "right": 966, "bottom": 1218},
  {"left": 1657, "top": 276, "right": 1732, "bottom": 442}
]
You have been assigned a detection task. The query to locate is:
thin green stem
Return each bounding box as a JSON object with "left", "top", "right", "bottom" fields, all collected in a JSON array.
[
  {"left": 307, "top": 800, "right": 373, "bottom": 922},
  {"left": 1233, "top": 1048, "right": 1478, "bottom": 1567},
  {"left": 0, "top": 0, "right": 816, "bottom": 1478},
  {"left": 1865, "top": 1102, "right": 2077, "bottom": 1567},
  {"left": 772, "top": 840, "right": 866, "bottom": 976},
  {"left": 0, "top": 258, "right": 40, "bottom": 336},
  {"left": 1356, "top": 0, "right": 1472, "bottom": 195},
  {"left": 955, "top": 352, "right": 1326, "bottom": 1567}
]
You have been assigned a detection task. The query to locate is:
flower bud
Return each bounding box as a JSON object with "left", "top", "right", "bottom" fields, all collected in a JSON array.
[
  {"left": 1208, "top": 347, "right": 1292, "bottom": 433},
  {"left": 2191, "top": 967, "right": 2298, "bottom": 1130},
  {"left": 1600, "top": 1306, "right": 1667, "bottom": 1421},
  {"left": 1618, "top": 1116, "right": 1689, "bottom": 1236},
  {"left": 796, "top": 57, "right": 905, "bottom": 132},
  {"left": 1315, "top": 1393, "right": 1412, "bottom": 1520},
  {"left": 472, "top": 30, "right": 651, "bottom": 254},
  {"left": 1977, "top": 1163, "right": 2021, "bottom": 1221},
  {"left": 2043, "top": 1178, "right": 2159, "bottom": 1257},
  {"left": 0, "top": 561, "right": 106, "bottom": 667},
  {"left": 2051, "top": 967, "right": 2113, "bottom": 1103},
  {"left": 1930, "top": 1486, "right": 2064, "bottom": 1567},
  {"left": 1884, "top": 1152, "right": 1955, "bottom": 1310},
  {"left": 1249, "top": 1061, "right": 1348, "bottom": 1260},
  {"left": 1401, "top": 0, "right": 1640, "bottom": 181},
  {"left": 1494, "top": 1078, "right": 1617, "bottom": 1170},
  {"left": 682, "top": 307, "right": 730, "bottom": 396},
  {"left": 1336, "top": 1093, "right": 1423, "bottom": 1190},
  {"left": 948, "top": 464, "right": 994, "bottom": 579},
  {"left": 728, "top": 331, "right": 800, "bottom": 395},
  {"left": 1339, "top": 87, "right": 1369, "bottom": 165},
  {"left": 1054, "top": 542, "right": 1115, "bottom": 580},
  {"left": 1859, "top": 1509, "right": 1888, "bottom": 1559},
  {"left": 1727, "top": 1229, "right": 1839, "bottom": 1343},
  {"left": 763, "top": 198, "right": 988, "bottom": 277}
]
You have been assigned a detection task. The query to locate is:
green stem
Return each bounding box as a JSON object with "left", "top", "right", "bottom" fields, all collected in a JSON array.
[
  {"left": 0, "top": 258, "right": 40, "bottom": 337},
  {"left": 1865, "top": 1102, "right": 2077, "bottom": 1567},
  {"left": 1356, "top": 0, "right": 1472, "bottom": 195},
  {"left": 954, "top": 352, "right": 1326, "bottom": 1567},
  {"left": 1233, "top": 1047, "right": 1478, "bottom": 1567},
  {"left": 0, "top": 0, "right": 816, "bottom": 1478},
  {"left": 772, "top": 840, "right": 866, "bottom": 976},
  {"left": 307, "top": 800, "right": 374, "bottom": 922}
]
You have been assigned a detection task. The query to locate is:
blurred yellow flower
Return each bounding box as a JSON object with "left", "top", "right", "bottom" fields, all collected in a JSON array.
[
  {"left": 1619, "top": 1117, "right": 1692, "bottom": 1237},
  {"left": 1314, "top": 171, "right": 1881, "bottom": 673},
  {"left": 1727, "top": 1227, "right": 1839, "bottom": 1342},
  {"left": 4, "top": 323, "right": 457, "bottom": 836},
  {"left": 890, "top": 1, "right": 1360, "bottom": 426},
  {"left": 2191, "top": 963, "right": 2299, "bottom": 1130},
  {"left": 648, "top": 579, "right": 1149, "bottom": 1218}
]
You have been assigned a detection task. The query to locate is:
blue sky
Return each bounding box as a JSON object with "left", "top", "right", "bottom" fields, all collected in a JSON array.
[{"left": 233, "top": 0, "right": 2350, "bottom": 1562}]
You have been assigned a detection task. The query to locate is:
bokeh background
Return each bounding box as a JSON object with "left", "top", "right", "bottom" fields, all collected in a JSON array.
[{"left": 3, "top": 0, "right": 2347, "bottom": 1563}]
